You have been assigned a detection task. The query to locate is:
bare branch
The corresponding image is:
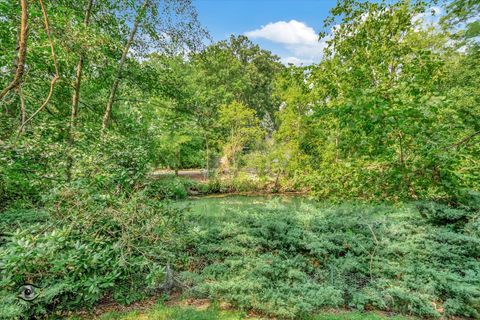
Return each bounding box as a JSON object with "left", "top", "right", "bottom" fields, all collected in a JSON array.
[{"left": 448, "top": 130, "right": 480, "bottom": 149}]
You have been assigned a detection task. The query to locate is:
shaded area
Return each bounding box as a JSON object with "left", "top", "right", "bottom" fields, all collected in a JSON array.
[{"left": 152, "top": 169, "right": 208, "bottom": 182}]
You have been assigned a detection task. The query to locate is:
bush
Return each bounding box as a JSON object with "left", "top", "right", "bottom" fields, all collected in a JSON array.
[
  {"left": 202, "top": 173, "right": 266, "bottom": 194},
  {"left": 179, "top": 199, "right": 480, "bottom": 318},
  {"left": 0, "top": 186, "right": 186, "bottom": 319},
  {"left": 145, "top": 176, "right": 199, "bottom": 199},
  {"left": 71, "top": 131, "right": 153, "bottom": 192},
  {"left": 416, "top": 201, "right": 475, "bottom": 226},
  {"left": 0, "top": 140, "right": 63, "bottom": 211},
  {"left": 197, "top": 178, "right": 223, "bottom": 194}
]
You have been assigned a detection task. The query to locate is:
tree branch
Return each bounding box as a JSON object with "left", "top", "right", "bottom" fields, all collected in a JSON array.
[
  {"left": 449, "top": 130, "right": 480, "bottom": 149},
  {"left": 18, "top": 0, "right": 59, "bottom": 134},
  {"left": 102, "top": 0, "right": 149, "bottom": 130},
  {"left": 0, "top": 0, "right": 28, "bottom": 100}
]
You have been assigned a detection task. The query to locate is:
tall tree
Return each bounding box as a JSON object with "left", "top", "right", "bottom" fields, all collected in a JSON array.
[
  {"left": 286, "top": 0, "right": 470, "bottom": 199},
  {"left": 0, "top": 0, "right": 28, "bottom": 101},
  {"left": 18, "top": 0, "right": 59, "bottom": 133},
  {"left": 102, "top": 0, "right": 208, "bottom": 130},
  {"left": 102, "top": 0, "right": 149, "bottom": 130},
  {"left": 191, "top": 35, "right": 283, "bottom": 120},
  {"left": 67, "top": 0, "right": 94, "bottom": 180}
]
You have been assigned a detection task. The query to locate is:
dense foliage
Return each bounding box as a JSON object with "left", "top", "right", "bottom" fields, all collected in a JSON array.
[
  {"left": 0, "top": 0, "right": 478, "bottom": 318},
  {"left": 271, "top": 1, "right": 480, "bottom": 201},
  {"left": 179, "top": 197, "right": 480, "bottom": 319},
  {"left": 1, "top": 192, "right": 185, "bottom": 318}
]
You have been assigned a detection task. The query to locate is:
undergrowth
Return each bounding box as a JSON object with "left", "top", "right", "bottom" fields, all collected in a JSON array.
[
  {"left": 1, "top": 186, "right": 479, "bottom": 319},
  {"left": 0, "top": 185, "right": 186, "bottom": 319},
  {"left": 145, "top": 174, "right": 275, "bottom": 200},
  {"left": 179, "top": 198, "right": 480, "bottom": 319}
]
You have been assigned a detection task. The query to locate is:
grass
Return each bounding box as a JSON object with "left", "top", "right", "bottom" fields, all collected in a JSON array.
[
  {"left": 93, "top": 302, "right": 413, "bottom": 320},
  {"left": 96, "top": 304, "right": 246, "bottom": 320}
]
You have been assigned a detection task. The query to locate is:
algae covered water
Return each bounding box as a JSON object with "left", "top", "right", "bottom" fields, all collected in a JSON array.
[{"left": 175, "top": 194, "right": 317, "bottom": 217}]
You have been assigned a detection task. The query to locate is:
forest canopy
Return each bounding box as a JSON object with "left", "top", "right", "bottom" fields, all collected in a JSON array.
[{"left": 0, "top": 0, "right": 478, "bottom": 202}]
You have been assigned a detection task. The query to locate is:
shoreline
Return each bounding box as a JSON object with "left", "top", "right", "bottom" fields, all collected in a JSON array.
[{"left": 187, "top": 190, "right": 309, "bottom": 199}]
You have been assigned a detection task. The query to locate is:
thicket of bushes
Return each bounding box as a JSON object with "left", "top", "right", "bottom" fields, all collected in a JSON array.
[
  {"left": 1, "top": 135, "right": 479, "bottom": 320},
  {"left": 179, "top": 198, "right": 480, "bottom": 319},
  {"left": 0, "top": 183, "right": 189, "bottom": 319},
  {"left": 0, "top": 128, "right": 188, "bottom": 319},
  {"left": 145, "top": 173, "right": 284, "bottom": 200}
]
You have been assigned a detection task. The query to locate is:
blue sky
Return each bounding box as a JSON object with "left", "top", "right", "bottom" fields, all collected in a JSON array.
[
  {"left": 192, "top": 0, "right": 444, "bottom": 65},
  {"left": 192, "top": 0, "right": 339, "bottom": 65}
]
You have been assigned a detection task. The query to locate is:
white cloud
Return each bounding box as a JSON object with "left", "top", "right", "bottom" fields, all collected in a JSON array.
[
  {"left": 281, "top": 56, "right": 303, "bottom": 65},
  {"left": 245, "top": 20, "right": 318, "bottom": 45},
  {"left": 244, "top": 6, "right": 447, "bottom": 65},
  {"left": 245, "top": 20, "right": 326, "bottom": 65}
]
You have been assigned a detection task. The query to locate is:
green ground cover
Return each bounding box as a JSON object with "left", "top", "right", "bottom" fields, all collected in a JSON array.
[
  {"left": 2, "top": 194, "right": 479, "bottom": 319},
  {"left": 172, "top": 196, "right": 480, "bottom": 319},
  {"left": 92, "top": 302, "right": 412, "bottom": 320}
]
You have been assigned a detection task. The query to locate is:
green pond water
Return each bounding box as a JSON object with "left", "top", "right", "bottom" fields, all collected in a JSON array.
[{"left": 175, "top": 195, "right": 317, "bottom": 217}]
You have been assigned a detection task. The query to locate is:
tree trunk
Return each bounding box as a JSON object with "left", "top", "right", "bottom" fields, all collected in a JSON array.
[
  {"left": 175, "top": 148, "right": 180, "bottom": 176},
  {"left": 67, "top": 0, "right": 94, "bottom": 181},
  {"left": 17, "top": 0, "right": 59, "bottom": 134},
  {"left": 0, "top": 0, "right": 28, "bottom": 100},
  {"left": 18, "top": 85, "right": 25, "bottom": 131},
  {"left": 205, "top": 134, "right": 209, "bottom": 178},
  {"left": 102, "top": 0, "right": 148, "bottom": 130}
]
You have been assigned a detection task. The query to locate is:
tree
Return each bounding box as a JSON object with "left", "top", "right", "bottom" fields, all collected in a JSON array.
[
  {"left": 273, "top": 66, "right": 315, "bottom": 176},
  {"left": 18, "top": 0, "right": 59, "bottom": 133},
  {"left": 146, "top": 54, "right": 205, "bottom": 173},
  {"left": 101, "top": 0, "right": 208, "bottom": 130},
  {"left": 191, "top": 35, "right": 283, "bottom": 120},
  {"left": 155, "top": 109, "right": 197, "bottom": 175},
  {"left": 218, "top": 101, "right": 264, "bottom": 175},
  {"left": 189, "top": 35, "right": 282, "bottom": 173},
  {"left": 66, "top": 0, "right": 94, "bottom": 180},
  {"left": 102, "top": 0, "right": 149, "bottom": 130},
  {"left": 0, "top": 0, "right": 28, "bottom": 101},
  {"left": 441, "top": 0, "right": 480, "bottom": 40}
]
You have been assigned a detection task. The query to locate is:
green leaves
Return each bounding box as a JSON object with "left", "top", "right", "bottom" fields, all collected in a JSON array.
[
  {"left": 266, "top": 0, "right": 480, "bottom": 201},
  {"left": 0, "top": 184, "right": 187, "bottom": 318},
  {"left": 218, "top": 101, "right": 265, "bottom": 175},
  {"left": 180, "top": 198, "right": 480, "bottom": 318}
]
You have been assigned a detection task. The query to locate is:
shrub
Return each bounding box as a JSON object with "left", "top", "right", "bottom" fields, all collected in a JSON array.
[
  {"left": 197, "top": 178, "right": 222, "bottom": 194},
  {"left": 179, "top": 199, "right": 480, "bottom": 318},
  {"left": 145, "top": 176, "right": 199, "bottom": 199},
  {"left": 0, "top": 186, "right": 186, "bottom": 319},
  {"left": 0, "top": 140, "right": 63, "bottom": 211},
  {"left": 416, "top": 201, "right": 475, "bottom": 226}
]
